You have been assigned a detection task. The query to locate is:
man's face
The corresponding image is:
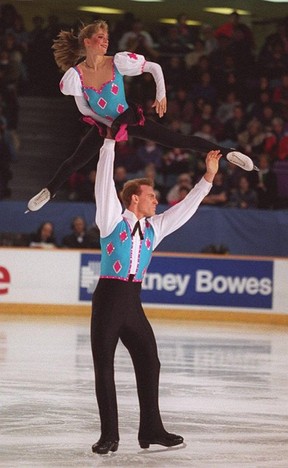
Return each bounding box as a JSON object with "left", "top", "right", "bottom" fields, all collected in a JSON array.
[{"left": 135, "top": 185, "right": 158, "bottom": 218}]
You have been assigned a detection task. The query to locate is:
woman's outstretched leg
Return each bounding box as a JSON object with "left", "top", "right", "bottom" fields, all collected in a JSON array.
[
  {"left": 27, "top": 127, "right": 104, "bottom": 211},
  {"left": 128, "top": 118, "right": 258, "bottom": 171}
]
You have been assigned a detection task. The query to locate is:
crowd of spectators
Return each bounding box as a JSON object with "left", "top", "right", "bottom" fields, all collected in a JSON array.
[{"left": 0, "top": 4, "right": 288, "bottom": 210}]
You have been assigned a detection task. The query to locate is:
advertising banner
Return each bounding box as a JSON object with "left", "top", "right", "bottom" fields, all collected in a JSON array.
[
  {"left": 79, "top": 253, "right": 273, "bottom": 310},
  {"left": 0, "top": 249, "right": 287, "bottom": 316}
]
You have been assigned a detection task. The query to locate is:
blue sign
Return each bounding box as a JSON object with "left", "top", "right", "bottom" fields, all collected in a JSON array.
[
  {"left": 141, "top": 256, "right": 273, "bottom": 309},
  {"left": 80, "top": 253, "right": 273, "bottom": 309}
]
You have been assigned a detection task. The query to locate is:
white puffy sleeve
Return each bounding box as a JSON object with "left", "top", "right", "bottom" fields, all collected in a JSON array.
[
  {"left": 114, "top": 52, "right": 166, "bottom": 102},
  {"left": 59, "top": 68, "right": 82, "bottom": 96},
  {"left": 114, "top": 51, "right": 146, "bottom": 77}
]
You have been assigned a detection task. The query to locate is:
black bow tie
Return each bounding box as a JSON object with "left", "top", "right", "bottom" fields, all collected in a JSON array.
[{"left": 132, "top": 220, "right": 144, "bottom": 240}]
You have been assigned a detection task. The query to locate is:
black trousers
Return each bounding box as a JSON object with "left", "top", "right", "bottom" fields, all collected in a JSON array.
[
  {"left": 46, "top": 114, "right": 233, "bottom": 195},
  {"left": 91, "top": 278, "right": 165, "bottom": 441}
]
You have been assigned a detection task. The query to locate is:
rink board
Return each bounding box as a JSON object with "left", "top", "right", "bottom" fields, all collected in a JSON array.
[{"left": 0, "top": 248, "right": 287, "bottom": 323}]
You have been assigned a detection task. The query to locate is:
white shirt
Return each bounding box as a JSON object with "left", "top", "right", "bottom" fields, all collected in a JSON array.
[{"left": 95, "top": 139, "right": 212, "bottom": 273}]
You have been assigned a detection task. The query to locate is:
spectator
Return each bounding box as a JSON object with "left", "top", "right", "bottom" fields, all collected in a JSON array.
[
  {"left": 214, "top": 11, "right": 254, "bottom": 50},
  {"left": 228, "top": 174, "right": 258, "bottom": 208},
  {"left": 143, "top": 162, "right": 167, "bottom": 203},
  {"left": 114, "top": 165, "right": 128, "bottom": 198},
  {"left": 166, "top": 86, "right": 194, "bottom": 131},
  {"left": 136, "top": 140, "right": 163, "bottom": 171},
  {"left": 272, "top": 72, "right": 288, "bottom": 115},
  {"left": 168, "top": 185, "right": 190, "bottom": 206},
  {"left": 0, "top": 3, "right": 18, "bottom": 33},
  {"left": 118, "top": 18, "right": 158, "bottom": 59},
  {"left": 193, "top": 122, "right": 218, "bottom": 145},
  {"left": 257, "top": 39, "right": 288, "bottom": 89},
  {"left": 164, "top": 56, "right": 188, "bottom": 96},
  {"left": 202, "top": 171, "right": 228, "bottom": 206},
  {"left": 62, "top": 216, "right": 91, "bottom": 248},
  {"left": 29, "top": 221, "right": 57, "bottom": 248},
  {"left": 189, "top": 54, "right": 211, "bottom": 84},
  {"left": 166, "top": 172, "right": 193, "bottom": 205},
  {"left": 158, "top": 24, "right": 191, "bottom": 54},
  {"left": 250, "top": 153, "right": 278, "bottom": 209},
  {"left": 0, "top": 121, "right": 12, "bottom": 199},
  {"left": 175, "top": 12, "right": 194, "bottom": 46},
  {"left": 86, "top": 223, "right": 101, "bottom": 249},
  {"left": 66, "top": 168, "right": 96, "bottom": 202},
  {"left": 161, "top": 147, "right": 192, "bottom": 186},
  {"left": 260, "top": 17, "right": 288, "bottom": 58},
  {"left": 114, "top": 139, "right": 140, "bottom": 175},
  {"left": 252, "top": 103, "right": 276, "bottom": 133},
  {"left": 223, "top": 103, "right": 247, "bottom": 145},
  {"left": 110, "top": 12, "right": 136, "bottom": 53},
  {"left": 216, "top": 90, "right": 241, "bottom": 124},
  {"left": 264, "top": 117, "right": 288, "bottom": 161},
  {"left": 184, "top": 38, "right": 206, "bottom": 70},
  {"left": 190, "top": 70, "right": 217, "bottom": 106},
  {"left": 192, "top": 102, "right": 223, "bottom": 140},
  {"left": 237, "top": 118, "right": 265, "bottom": 157},
  {"left": 200, "top": 23, "right": 218, "bottom": 56}
]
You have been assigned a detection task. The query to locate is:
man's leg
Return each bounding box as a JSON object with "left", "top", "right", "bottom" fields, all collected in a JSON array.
[
  {"left": 120, "top": 299, "right": 183, "bottom": 447},
  {"left": 91, "top": 281, "right": 121, "bottom": 444}
]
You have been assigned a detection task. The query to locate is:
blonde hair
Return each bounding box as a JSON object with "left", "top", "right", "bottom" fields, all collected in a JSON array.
[{"left": 52, "top": 20, "right": 108, "bottom": 72}]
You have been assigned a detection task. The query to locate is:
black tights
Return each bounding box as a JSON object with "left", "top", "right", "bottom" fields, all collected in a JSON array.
[
  {"left": 91, "top": 279, "right": 165, "bottom": 441},
  {"left": 47, "top": 118, "right": 233, "bottom": 195}
]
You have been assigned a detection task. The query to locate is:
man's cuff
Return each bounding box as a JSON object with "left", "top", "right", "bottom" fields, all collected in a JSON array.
[{"left": 103, "top": 138, "right": 116, "bottom": 149}]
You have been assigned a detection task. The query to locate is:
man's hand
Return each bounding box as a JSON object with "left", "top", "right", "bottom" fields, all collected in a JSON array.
[
  {"left": 152, "top": 97, "right": 167, "bottom": 118},
  {"left": 204, "top": 150, "right": 222, "bottom": 183}
]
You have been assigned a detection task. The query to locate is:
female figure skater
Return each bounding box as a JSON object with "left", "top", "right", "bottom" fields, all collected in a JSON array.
[{"left": 27, "top": 20, "right": 257, "bottom": 212}]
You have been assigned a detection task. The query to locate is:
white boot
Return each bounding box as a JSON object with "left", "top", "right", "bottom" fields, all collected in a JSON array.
[
  {"left": 26, "top": 188, "right": 51, "bottom": 212},
  {"left": 227, "top": 151, "right": 259, "bottom": 171}
]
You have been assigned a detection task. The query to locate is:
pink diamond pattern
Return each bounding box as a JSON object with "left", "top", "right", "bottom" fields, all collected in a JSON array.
[
  {"left": 111, "top": 83, "right": 119, "bottom": 95},
  {"left": 119, "top": 231, "right": 128, "bottom": 242},
  {"left": 98, "top": 97, "right": 107, "bottom": 109},
  {"left": 113, "top": 260, "right": 122, "bottom": 273},
  {"left": 117, "top": 104, "right": 125, "bottom": 114},
  {"left": 106, "top": 242, "right": 114, "bottom": 255},
  {"left": 145, "top": 238, "right": 151, "bottom": 250}
]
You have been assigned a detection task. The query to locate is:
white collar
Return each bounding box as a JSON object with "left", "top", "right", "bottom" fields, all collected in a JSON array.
[{"left": 123, "top": 209, "right": 146, "bottom": 229}]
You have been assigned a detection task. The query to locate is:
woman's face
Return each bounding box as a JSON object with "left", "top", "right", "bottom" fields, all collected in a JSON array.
[{"left": 85, "top": 28, "right": 109, "bottom": 55}]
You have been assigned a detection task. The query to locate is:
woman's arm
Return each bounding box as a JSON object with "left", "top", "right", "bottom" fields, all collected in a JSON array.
[{"left": 74, "top": 95, "right": 112, "bottom": 127}]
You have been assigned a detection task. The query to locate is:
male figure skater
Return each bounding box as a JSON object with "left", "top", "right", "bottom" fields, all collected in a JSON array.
[{"left": 91, "top": 133, "right": 222, "bottom": 454}]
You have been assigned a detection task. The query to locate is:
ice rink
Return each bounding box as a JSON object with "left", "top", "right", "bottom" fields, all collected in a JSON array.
[{"left": 1, "top": 313, "right": 288, "bottom": 467}]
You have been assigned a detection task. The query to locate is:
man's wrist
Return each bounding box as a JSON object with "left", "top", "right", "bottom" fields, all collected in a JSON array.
[
  {"left": 104, "top": 138, "right": 115, "bottom": 147},
  {"left": 204, "top": 171, "right": 215, "bottom": 183}
]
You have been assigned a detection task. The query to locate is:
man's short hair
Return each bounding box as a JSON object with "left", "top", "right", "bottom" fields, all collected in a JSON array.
[{"left": 121, "top": 178, "right": 154, "bottom": 208}]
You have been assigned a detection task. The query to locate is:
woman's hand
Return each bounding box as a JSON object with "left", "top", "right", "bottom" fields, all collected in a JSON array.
[{"left": 152, "top": 97, "right": 167, "bottom": 118}]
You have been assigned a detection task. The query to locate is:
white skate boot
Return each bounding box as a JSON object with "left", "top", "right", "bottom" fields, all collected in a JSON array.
[
  {"left": 25, "top": 188, "right": 51, "bottom": 213},
  {"left": 226, "top": 151, "right": 259, "bottom": 171}
]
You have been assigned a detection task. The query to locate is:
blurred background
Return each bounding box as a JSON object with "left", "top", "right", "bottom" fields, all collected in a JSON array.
[{"left": 0, "top": 0, "right": 287, "bottom": 254}]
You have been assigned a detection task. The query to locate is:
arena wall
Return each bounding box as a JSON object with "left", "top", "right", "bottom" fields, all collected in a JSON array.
[{"left": 1, "top": 248, "right": 287, "bottom": 325}]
